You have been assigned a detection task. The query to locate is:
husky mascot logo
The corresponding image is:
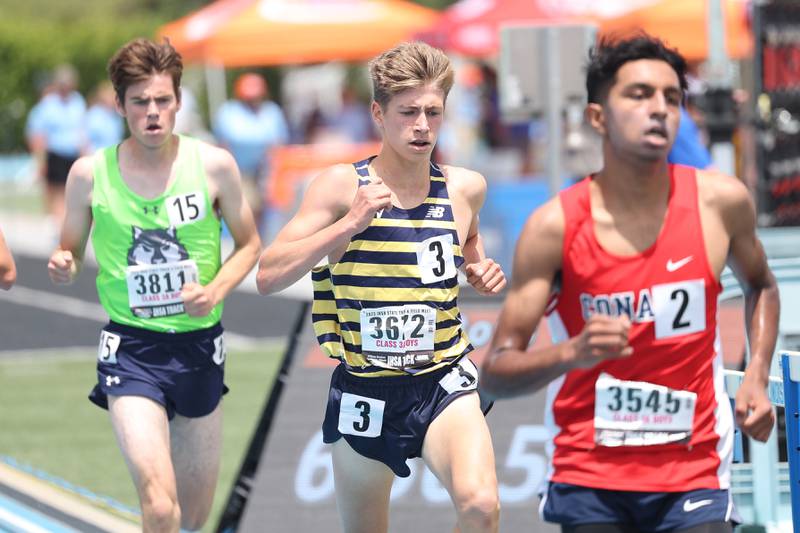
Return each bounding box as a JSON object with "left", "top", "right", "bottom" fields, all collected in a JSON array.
[{"left": 127, "top": 226, "right": 189, "bottom": 266}]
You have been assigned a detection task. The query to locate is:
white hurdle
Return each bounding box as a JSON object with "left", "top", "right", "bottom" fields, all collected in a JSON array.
[{"left": 724, "top": 353, "right": 800, "bottom": 531}]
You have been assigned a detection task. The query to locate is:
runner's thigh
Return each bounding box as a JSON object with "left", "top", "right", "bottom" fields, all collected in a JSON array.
[
  {"left": 331, "top": 438, "right": 395, "bottom": 533},
  {"left": 108, "top": 395, "right": 174, "bottom": 495},
  {"left": 170, "top": 403, "right": 223, "bottom": 525},
  {"left": 422, "top": 391, "right": 497, "bottom": 500}
]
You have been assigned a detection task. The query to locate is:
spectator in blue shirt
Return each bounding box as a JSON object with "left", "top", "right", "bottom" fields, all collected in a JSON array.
[
  {"left": 86, "top": 81, "right": 124, "bottom": 153},
  {"left": 213, "top": 73, "right": 289, "bottom": 235},
  {"left": 327, "top": 86, "right": 376, "bottom": 143},
  {"left": 668, "top": 105, "right": 713, "bottom": 169},
  {"left": 25, "top": 64, "right": 87, "bottom": 223}
]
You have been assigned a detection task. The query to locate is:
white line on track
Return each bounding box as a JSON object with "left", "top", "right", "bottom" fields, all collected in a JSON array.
[
  {"left": 0, "top": 285, "right": 107, "bottom": 322},
  {"left": 0, "top": 286, "right": 283, "bottom": 351},
  {"left": 0, "top": 506, "right": 58, "bottom": 533}
]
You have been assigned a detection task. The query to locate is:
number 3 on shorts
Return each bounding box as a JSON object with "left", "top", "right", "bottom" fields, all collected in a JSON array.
[
  {"left": 98, "top": 331, "right": 121, "bottom": 364},
  {"left": 338, "top": 393, "right": 385, "bottom": 438},
  {"left": 438, "top": 358, "right": 479, "bottom": 395}
]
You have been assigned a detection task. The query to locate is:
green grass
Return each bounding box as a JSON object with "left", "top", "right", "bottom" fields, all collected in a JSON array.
[
  {"left": 0, "top": 184, "right": 42, "bottom": 214},
  {"left": 0, "top": 344, "right": 284, "bottom": 530}
]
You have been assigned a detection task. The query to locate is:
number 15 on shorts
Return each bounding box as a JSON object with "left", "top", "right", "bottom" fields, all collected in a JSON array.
[
  {"left": 338, "top": 393, "right": 385, "bottom": 438},
  {"left": 98, "top": 331, "right": 121, "bottom": 364}
]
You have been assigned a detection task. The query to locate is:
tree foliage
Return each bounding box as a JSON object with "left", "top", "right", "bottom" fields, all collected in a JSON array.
[
  {"left": 0, "top": 0, "right": 207, "bottom": 151},
  {"left": 0, "top": 0, "right": 454, "bottom": 152}
]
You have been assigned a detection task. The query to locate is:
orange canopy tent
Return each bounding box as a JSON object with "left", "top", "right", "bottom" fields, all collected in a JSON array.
[
  {"left": 159, "top": 0, "right": 441, "bottom": 67},
  {"left": 158, "top": 0, "right": 253, "bottom": 62},
  {"left": 598, "top": 0, "right": 753, "bottom": 62}
]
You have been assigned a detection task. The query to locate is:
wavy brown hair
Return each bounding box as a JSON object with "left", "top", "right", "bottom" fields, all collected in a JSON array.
[{"left": 107, "top": 38, "right": 183, "bottom": 103}]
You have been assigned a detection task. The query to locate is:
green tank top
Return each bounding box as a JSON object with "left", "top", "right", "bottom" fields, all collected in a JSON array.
[{"left": 91, "top": 135, "right": 223, "bottom": 332}]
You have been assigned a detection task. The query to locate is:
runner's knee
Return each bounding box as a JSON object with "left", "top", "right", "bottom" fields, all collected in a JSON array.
[
  {"left": 140, "top": 482, "right": 180, "bottom": 527},
  {"left": 454, "top": 483, "right": 500, "bottom": 527}
]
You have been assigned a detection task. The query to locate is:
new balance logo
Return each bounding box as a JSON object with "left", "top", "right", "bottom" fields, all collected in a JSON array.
[
  {"left": 106, "top": 375, "right": 121, "bottom": 387},
  {"left": 666, "top": 255, "right": 693, "bottom": 272},
  {"left": 143, "top": 205, "right": 160, "bottom": 215},
  {"left": 426, "top": 206, "right": 445, "bottom": 219},
  {"left": 682, "top": 498, "right": 712, "bottom": 512}
]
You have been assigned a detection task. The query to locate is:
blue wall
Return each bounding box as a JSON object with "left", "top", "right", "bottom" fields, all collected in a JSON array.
[{"left": 480, "top": 180, "right": 557, "bottom": 275}]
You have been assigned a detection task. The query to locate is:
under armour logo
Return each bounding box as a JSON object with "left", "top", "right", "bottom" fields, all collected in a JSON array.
[
  {"left": 143, "top": 205, "right": 160, "bottom": 215},
  {"left": 426, "top": 206, "right": 445, "bottom": 219},
  {"left": 106, "top": 375, "right": 121, "bottom": 386}
]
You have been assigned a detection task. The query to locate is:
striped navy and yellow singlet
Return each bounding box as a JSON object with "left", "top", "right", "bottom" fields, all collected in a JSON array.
[{"left": 311, "top": 157, "right": 474, "bottom": 377}]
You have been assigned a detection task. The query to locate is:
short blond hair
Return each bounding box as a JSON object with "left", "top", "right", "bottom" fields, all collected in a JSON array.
[{"left": 368, "top": 42, "right": 454, "bottom": 108}]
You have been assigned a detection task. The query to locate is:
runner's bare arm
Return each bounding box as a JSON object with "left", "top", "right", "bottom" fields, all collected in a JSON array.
[
  {"left": 0, "top": 229, "right": 16, "bottom": 289},
  {"left": 448, "top": 167, "right": 505, "bottom": 295},
  {"left": 256, "top": 164, "right": 391, "bottom": 294},
  {"left": 481, "top": 199, "right": 632, "bottom": 399},
  {"left": 718, "top": 176, "right": 780, "bottom": 442},
  {"left": 48, "top": 156, "right": 93, "bottom": 285},
  {"left": 184, "top": 146, "right": 261, "bottom": 315}
]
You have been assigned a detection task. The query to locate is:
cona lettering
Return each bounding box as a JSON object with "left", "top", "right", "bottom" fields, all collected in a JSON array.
[{"left": 580, "top": 289, "right": 655, "bottom": 323}]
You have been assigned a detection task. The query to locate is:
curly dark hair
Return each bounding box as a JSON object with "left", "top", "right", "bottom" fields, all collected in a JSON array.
[{"left": 586, "top": 34, "right": 688, "bottom": 104}]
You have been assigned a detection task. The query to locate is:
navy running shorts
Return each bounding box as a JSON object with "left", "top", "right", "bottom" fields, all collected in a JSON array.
[
  {"left": 540, "top": 481, "right": 739, "bottom": 531},
  {"left": 89, "top": 321, "right": 227, "bottom": 420},
  {"left": 322, "top": 357, "right": 482, "bottom": 477}
]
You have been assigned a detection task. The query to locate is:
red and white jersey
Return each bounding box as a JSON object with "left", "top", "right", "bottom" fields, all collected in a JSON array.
[{"left": 544, "top": 164, "right": 733, "bottom": 492}]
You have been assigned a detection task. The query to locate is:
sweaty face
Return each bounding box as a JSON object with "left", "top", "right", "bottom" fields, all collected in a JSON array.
[
  {"left": 118, "top": 73, "right": 180, "bottom": 148},
  {"left": 373, "top": 84, "right": 445, "bottom": 159},
  {"left": 599, "top": 59, "right": 682, "bottom": 162}
]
